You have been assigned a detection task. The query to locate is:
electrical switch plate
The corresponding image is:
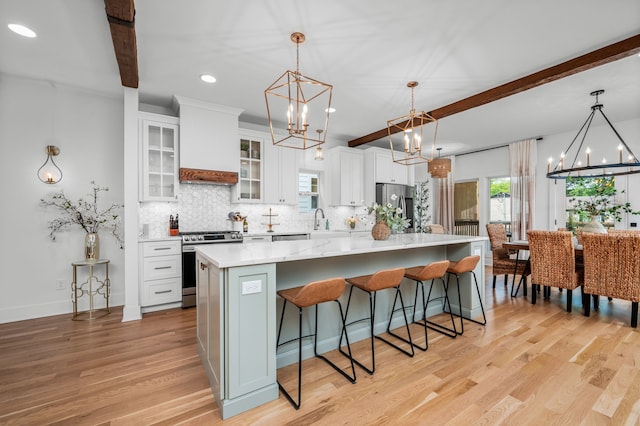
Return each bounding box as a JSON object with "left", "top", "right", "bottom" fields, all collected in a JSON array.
[{"left": 242, "top": 280, "right": 262, "bottom": 295}]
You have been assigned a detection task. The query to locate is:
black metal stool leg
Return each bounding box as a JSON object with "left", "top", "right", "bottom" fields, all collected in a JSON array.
[
  {"left": 445, "top": 271, "right": 487, "bottom": 335},
  {"left": 276, "top": 302, "right": 303, "bottom": 410},
  {"left": 314, "top": 301, "right": 356, "bottom": 383},
  {"left": 381, "top": 286, "right": 416, "bottom": 356},
  {"left": 421, "top": 277, "right": 457, "bottom": 338}
]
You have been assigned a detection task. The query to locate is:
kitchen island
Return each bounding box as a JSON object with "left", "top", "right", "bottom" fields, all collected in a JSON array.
[{"left": 195, "top": 233, "right": 487, "bottom": 419}]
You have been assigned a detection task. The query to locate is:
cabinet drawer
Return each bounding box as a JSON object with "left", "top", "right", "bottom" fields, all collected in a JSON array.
[
  {"left": 243, "top": 236, "right": 272, "bottom": 243},
  {"left": 142, "top": 240, "right": 181, "bottom": 257},
  {"left": 142, "top": 277, "right": 181, "bottom": 306},
  {"left": 143, "top": 255, "right": 181, "bottom": 280}
]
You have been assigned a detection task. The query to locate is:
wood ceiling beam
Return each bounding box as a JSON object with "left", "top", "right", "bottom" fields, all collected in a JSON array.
[
  {"left": 348, "top": 33, "right": 640, "bottom": 147},
  {"left": 104, "top": 0, "right": 138, "bottom": 88}
]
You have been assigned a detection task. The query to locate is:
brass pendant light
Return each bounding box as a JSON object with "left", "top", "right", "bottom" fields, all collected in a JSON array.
[{"left": 264, "top": 32, "right": 333, "bottom": 150}]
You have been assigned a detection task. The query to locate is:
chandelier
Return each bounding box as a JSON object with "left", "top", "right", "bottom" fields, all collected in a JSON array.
[
  {"left": 264, "top": 32, "right": 333, "bottom": 150},
  {"left": 388, "top": 81, "right": 437, "bottom": 165},
  {"left": 428, "top": 147, "right": 451, "bottom": 178},
  {"left": 547, "top": 89, "right": 640, "bottom": 179}
]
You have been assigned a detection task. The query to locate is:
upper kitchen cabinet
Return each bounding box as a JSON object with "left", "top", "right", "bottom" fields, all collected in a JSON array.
[
  {"left": 139, "top": 112, "right": 179, "bottom": 202},
  {"left": 263, "top": 135, "right": 299, "bottom": 205},
  {"left": 173, "top": 96, "right": 243, "bottom": 174},
  {"left": 233, "top": 130, "right": 264, "bottom": 203},
  {"left": 328, "top": 146, "right": 364, "bottom": 206},
  {"left": 365, "top": 147, "right": 412, "bottom": 185}
]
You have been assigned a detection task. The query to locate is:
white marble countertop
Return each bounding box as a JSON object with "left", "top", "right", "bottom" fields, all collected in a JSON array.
[{"left": 196, "top": 233, "right": 488, "bottom": 268}]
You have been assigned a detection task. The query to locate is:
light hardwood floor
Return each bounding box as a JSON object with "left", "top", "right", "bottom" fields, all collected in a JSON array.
[{"left": 1, "top": 270, "right": 638, "bottom": 425}]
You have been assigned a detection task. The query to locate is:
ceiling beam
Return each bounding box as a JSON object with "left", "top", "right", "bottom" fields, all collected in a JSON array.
[
  {"left": 104, "top": 0, "right": 138, "bottom": 88},
  {"left": 348, "top": 33, "right": 640, "bottom": 147}
]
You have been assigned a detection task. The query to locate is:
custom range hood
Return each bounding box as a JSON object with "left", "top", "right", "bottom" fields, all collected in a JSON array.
[{"left": 179, "top": 168, "right": 238, "bottom": 185}]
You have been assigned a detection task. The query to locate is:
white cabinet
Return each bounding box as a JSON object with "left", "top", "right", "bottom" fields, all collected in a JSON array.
[
  {"left": 174, "top": 96, "right": 243, "bottom": 173},
  {"left": 369, "top": 148, "right": 409, "bottom": 185},
  {"left": 328, "top": 146, "right": 364, "bottom": 206},
  {"left": 139, "top": 113, "right": 179, "bottom": 202},
  {"left": 263, "top": 140, "right": 299, "bottom": 205},
  {"left": 139, "top": 240, "right": 182, "bottom": 308},
  {"left": 233, "top": 131, "right": 264, "bottom": 203}
]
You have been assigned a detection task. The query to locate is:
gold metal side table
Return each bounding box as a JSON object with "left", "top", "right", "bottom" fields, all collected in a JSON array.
[{"left": 71, "top": 259, "right": 111, "bottom": 320}]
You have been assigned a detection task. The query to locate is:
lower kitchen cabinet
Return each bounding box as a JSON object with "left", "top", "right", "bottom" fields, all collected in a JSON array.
[
  {"left": 139, "top": 239, "right": 182, "bottom": 310},
  {"left": 196, "top": 254, "right": 277, "bottom": 419}
]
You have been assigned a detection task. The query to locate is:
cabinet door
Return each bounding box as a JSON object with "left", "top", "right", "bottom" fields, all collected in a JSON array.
[
  {"left": 234, "top": 135, "right": 263, "bottom": 203},
  {"left": 141, "top": 119, "right": 179, "bottom": 202},
  {"left": 277, "top": 147, "right": 299, "bottom": 204},
  {"left": 340, "top": 151, "right": 363, "bottom": 206},
  {"left": 375, "top": 151, "right": 408, "bottom": 185}
]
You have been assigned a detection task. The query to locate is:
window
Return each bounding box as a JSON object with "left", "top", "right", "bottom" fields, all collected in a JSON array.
[
  {"left": 298, "top": 172, "right": 319, "bottom": 213},
  {"left": 565, "top": 176, "right": 615, "bottom": 231},
  {"left": 489, "top": 177, "right": 511, "bottom": 225}
]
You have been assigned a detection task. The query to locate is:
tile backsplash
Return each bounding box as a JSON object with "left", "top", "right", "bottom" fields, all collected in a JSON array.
[{"left": 139, "top": 183, "right": 372, "bottom": 238}]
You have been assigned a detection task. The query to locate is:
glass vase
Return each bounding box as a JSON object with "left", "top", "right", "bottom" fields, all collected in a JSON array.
[{"left": 85, "top": 232, "right": 100, "bottom": 260}]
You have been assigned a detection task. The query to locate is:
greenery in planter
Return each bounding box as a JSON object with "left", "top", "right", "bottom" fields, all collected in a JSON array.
[
  {"left": 566, "top": 177, "right": 639, "bottom": 227},
  {"left": 366, "top": 194, "right": 410, "bottom": 233}
]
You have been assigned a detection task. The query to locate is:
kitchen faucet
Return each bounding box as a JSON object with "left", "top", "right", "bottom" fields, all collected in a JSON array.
[{"left": 313, "top": 208, "right": 325, "bottom": 231}]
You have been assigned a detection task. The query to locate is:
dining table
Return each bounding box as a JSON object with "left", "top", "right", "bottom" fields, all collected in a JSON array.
[{"left": 502, "top": 240, "right": 584, "bottom": 297}]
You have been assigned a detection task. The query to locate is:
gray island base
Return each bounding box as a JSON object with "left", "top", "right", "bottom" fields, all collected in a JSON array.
[{"left": 195, "top": 233, "right": 487, "bottom": 419}]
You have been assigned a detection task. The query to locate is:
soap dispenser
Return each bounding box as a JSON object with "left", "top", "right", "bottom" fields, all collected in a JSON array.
[{"left": 325, "top": 219, "right": 330, "bottom": 230}]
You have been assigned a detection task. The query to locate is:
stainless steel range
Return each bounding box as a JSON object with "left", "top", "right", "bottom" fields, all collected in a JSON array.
[{"left": 181, "top": 230, "right": 243, "bottom": 307}]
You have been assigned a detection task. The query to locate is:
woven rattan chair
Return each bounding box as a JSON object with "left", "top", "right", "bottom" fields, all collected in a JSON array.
[
  {"left": 486, "top": 224, "right": 528, "bottom": 290},
  {"left": 429, "top": 224, "right": 445, "bottom": 234},
  {"left": 607, "top": 229, "right": 640, "bottom": 236},
  {"left": 582, "top": 233, "right": 640, "bottom": 328},
  {"left": 527, "top": 230, "right": 584, "bottom": 313}
]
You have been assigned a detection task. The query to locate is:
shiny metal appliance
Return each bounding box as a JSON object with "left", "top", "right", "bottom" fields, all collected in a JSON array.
[{"left": 181, "top": 230, "right": 243, "bottom": 307}]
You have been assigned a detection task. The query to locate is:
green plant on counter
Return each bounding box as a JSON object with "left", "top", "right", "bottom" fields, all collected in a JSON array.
[
  {"left": 366, "top": 194, "right": 410, "bottom": 233},
  {"left": 40, "top": 181, "right": 124, "bottom": 248}
]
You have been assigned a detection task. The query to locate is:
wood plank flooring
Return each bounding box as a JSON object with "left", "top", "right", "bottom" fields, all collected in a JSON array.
[{"left": 1, "top": 270, "right": 638, "bottom": 425}]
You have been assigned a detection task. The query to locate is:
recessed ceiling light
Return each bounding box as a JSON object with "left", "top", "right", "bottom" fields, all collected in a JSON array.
[
  {"left": 200, "top": 74, "right": 216, "bottom": 83},
  {"left": 325, "top": 107, "right": 336, "bottom": 113},
  {"left": 8, "top": 24, "right": 37, "bottom": 38}
]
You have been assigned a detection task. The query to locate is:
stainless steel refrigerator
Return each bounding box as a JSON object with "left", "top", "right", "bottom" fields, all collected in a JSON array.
[{"left": 375, "top": 183, "right": 415, "bottom": 232}]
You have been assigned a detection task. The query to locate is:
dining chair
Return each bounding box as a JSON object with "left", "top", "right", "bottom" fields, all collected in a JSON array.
[
  {"left": 486, "top": 224, "right": 528, "bottom": 290},
  {"left": 526, "top": 230, "right": 584, "bottom": 312},
  {"left": 582, "top": 233, "right": 640, "bottom": 328},
  {"left": 429, "top": 224, "right": 445, "bottom": 234}
]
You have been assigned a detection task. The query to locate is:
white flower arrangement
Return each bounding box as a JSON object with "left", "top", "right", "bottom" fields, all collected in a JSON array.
[{"left": 40, "top": 181, "right": 124, "bottom": 248}]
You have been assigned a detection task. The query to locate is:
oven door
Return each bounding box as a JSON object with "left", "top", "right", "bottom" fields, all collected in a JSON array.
[{"left": 181, "top": 246, "right": 197, "bottom": 308}]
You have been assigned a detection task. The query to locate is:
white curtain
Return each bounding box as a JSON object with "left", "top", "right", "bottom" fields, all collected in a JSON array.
[
  {"left": 435, "top": 156, "right": 455, "bottom": 233},
  {"left": 509, "top": 139, "right": 537, "bottom": 240}
]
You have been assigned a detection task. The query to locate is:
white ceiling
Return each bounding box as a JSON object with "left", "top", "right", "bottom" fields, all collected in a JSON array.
[{"left": 2, "top": 0, "right": 639, "bottom": 155}]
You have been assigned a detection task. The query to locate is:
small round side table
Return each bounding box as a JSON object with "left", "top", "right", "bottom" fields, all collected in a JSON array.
[{"left": 71, "top": 259, "right": 111, "bottom": 320}]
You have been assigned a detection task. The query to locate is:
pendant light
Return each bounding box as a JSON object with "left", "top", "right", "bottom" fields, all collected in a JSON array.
[
  {"left": 388, "top": 81, "right": 437, "bottom": 165},
  {"left": 547, "top": 89, "right": 640, "bottom": 179},
  {"left": 314, "top": 129, "right": 324, "bottom": 160},
  {"left": 428, "top": 147, "right": 451, "bottom": 178},
  {"left": 264, "top": 32, "right": 333, "bottom": 150},
  {"left": 37, "top": 145, "right": 63, "bottom": 184}
]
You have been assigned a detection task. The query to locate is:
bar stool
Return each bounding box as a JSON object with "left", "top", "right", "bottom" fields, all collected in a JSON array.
[
  {"left": 404, "top": 260, "right": 455, "bottom": 344},
  {"left": 341, "top": 267, "right": 412, "bottom": 375},
  {"left": 276, "top": 277, "right": 356, "bottom": 410},
  {"left": 444, "top": 255, "right": 486, "bottom": 335}
]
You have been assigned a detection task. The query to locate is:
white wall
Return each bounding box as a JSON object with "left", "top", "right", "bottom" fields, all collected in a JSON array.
[
  {"left": 454, "top": 117, "right": 640, "bottom": 237},
  {"left": 0, "top": 75, "right": 124, "bottom": 323}
]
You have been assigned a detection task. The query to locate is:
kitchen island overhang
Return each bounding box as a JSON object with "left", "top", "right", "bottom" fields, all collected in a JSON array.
[{"left": 195, "top": 233, "right": 487, "bottom": 419}]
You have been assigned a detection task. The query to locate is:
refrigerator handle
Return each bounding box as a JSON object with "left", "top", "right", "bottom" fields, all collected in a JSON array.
[{"left": 399, "top": 195, "right": 406, "bottom": 218}]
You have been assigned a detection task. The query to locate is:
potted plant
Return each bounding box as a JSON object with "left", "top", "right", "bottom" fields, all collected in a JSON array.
[{"left": 366, "top": 194, "right": 411, "bottom": 239}]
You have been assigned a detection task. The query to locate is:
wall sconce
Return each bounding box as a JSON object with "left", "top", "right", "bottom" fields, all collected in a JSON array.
[{"left": 37, "top": 145, "right": 63, "bottom": 184}]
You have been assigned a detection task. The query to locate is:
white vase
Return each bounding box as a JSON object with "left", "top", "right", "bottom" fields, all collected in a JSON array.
[{"left": 582, "top": 217, "right": 607, "bottom": 234}]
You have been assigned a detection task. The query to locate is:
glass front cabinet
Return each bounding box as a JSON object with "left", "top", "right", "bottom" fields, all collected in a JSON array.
[
  {"left": 233, "top": 132, "right": 263, "bottom": 202},
  {"left": 140, "top": 113, "right": 179, "bottom": 202}
]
